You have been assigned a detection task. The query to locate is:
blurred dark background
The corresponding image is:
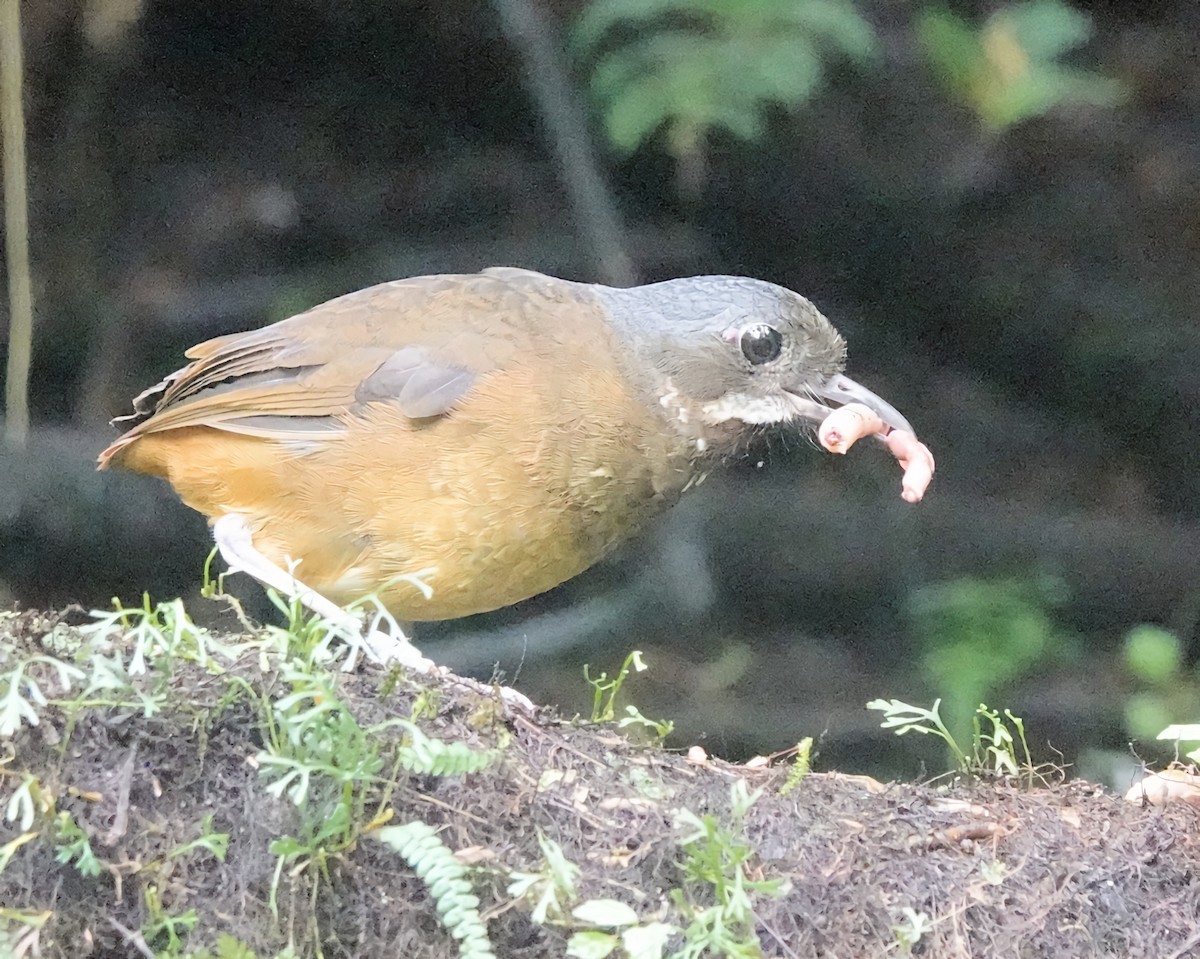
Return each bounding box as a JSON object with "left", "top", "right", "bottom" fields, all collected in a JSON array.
[{"left": 2, "top": 0, "right": 1198, "bottom": 780}]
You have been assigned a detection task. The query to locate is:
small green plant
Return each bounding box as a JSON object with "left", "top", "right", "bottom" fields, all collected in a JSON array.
[
  {"left": 585, "top": 650, "right": 648, "bottom": 722},
  {"left": 0, "top": 909, "right": 51, "bottom": 959},
  {"left": 397, "top": 720, "right": 501, "bottom": 776},
  {"left": 890, "top": 907, "right": 933, "bottom": 955},
  {"left": 975, "top": 704, "right": 1032, "bottom": 777},
  {"left": 778, "top": 737, "right": 813, "bottom": 797},
  {"left": 583, "top": 650, "right": 674, "bottom": 740},
  {"left": 918, "top": 0, "right": 1124, "bottom": 129},
  {"left": 53, "top": 810, "right": 102, "bottom": 877},
  {"left": 257, "top": 663, "right": 392, "bottom": 917},
  {"left": 1156, "top": 725, "right": 1200, "bottom": 765},
  {"left": 259, "top": 655, "right": 502, "bottom": 925},
  {"left": 82, "top": 594, "right": 227, "bottom": 677},
  {"left": 670, "top": 779, "right": 786, "bottom": 959},
  {"left": 513, "top": 841, "right": 678, "bottom": 959},
  {"left": 142, "top": 883, "right": 200, "bottom": 957},
  {"left": 510, "top": 783, "right": 788, "bottom": 958},
  {"left": 868, "top": 698, "right": 1032, "bottom": 777},
  {"left": 907, "top": 575, "right": 1066, "bottom": 750},
  {"left": 378, "top": 820, "right": 497, "bottom": 959},
  {"left": 567, "top": 900, "right": 676, "bottom": 959},
  {"left": 167, "top": 813, "right": 230, "bottom": 863},
  {"left": 507, "top": 832, "right": 582, "bottom": 925},
  {"left": 0, "top": 831, "right": 39, "bottom": 877},
  {"left": 0, "top": 654, "right": 85, "bottom": 736},
  {"left": 3, "top": 773, "right": 46, "bottom": 832}
]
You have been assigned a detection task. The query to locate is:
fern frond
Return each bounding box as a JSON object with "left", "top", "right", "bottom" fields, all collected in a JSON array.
[
  {"left": 378, "top": 821, "right": 496, "bottom": 959},
  {"left": 396, "top": 722, "right": 500, "bottom": 776}
]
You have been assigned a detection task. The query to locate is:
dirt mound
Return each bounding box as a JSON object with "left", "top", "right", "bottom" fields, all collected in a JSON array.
[{"left": 1, "top": 609, "right": 1197, "bottom": 958}]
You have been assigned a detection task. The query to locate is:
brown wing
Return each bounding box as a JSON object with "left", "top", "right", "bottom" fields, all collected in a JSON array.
[{"left": 98, "top": 268, "right": 582, "bottom": 468}]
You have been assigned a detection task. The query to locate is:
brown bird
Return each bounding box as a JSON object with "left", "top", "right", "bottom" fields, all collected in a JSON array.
[{"left": 98, "top": 268, "right": 932, "bottom": 689}]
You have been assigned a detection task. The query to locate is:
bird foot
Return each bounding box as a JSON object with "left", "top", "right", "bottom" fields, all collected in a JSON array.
[
  {"left": 358, "top": 627, "right": 437, "bottom": 672},
  {"left": 433, "top": 668, "right": 539, "bottom": 715},
  {"left": 360, "top": 628, "right": 538, "bottom": 715}
]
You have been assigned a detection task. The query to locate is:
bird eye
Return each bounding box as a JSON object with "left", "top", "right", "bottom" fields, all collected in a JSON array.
[{"left": 740, "top": 324, "right": 783, "bottom": 365}]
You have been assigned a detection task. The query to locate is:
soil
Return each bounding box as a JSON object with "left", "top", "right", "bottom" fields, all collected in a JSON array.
[{"left": 1, "top": 609, "right": 1198, "bottom": 959}]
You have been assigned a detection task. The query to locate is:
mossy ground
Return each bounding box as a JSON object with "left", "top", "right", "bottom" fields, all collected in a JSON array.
[{"left": 1, "top": 608, "right": 1198, "bottom": 959}]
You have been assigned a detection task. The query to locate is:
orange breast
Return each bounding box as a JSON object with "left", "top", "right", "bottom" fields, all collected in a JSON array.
[{"left": 123, "top": 356, "right": 692, "bottom": 620}]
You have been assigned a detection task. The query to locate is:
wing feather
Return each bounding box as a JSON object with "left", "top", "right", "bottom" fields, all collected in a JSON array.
[{"left": 99, "top": 270, "right": 593, "bottom": 467}]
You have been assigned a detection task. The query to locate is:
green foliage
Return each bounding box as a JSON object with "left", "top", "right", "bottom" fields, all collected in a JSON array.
[
  {"left": 1156, "top": 724, "right": 1200, "bottom": 765},
  {"left": 891, "top": 907, "right": 933, "bottom": 955},
  {"left": 1125, "top": 625, "right": 1182, "bottom": 684},
  {"left": 908, "top": 575, "right": 1066, "bottom": 750},
  {"left": 0, "top": 829, "right": 38, "bottom": 877},
  {"left": 397, "top": 720, "right": 501, "bottom": 776},
  {"left": 167, "top": 813, "right": 230, "bottom": 863},
  {"left": 568, "top": 909, "right": 676, "bottom": 959},
  {"left": 573, "top": 0, "right": 877, "bottom": 154},
  {"left": 512, "top": 783, "right": 792, "bottom": 958},
  {"left": 3, "top": 595, "right": 504, "bottom": 957},
  {"left": 0, "top": 654, "right": 85, "bottom": 736},
  {"left": 258, "top": 652, "right": 503, "bottom": 927},
  {"left": 507, "top": 832, "right": 582, "bottom": 925},
  {"left": 83, "top": 594, "right": 229, "bottom": 677},
  {"left": 378, "top": 820, "right": 497, "bottom": 959},
  {"left": 1123, "top": 624, "right": 1200, "bottom": 751},
  {"left": 918, "top": 0, "right": 1124, "bottom": 129},
  {"left": 142, "top": 884, "right": 200, "bottom": 957},
  {"left": 583, "top": 650, "right": 674, "bottom": 739},
  {"left": 0, "top": 909, "right": 51, "bottom": 959},
  {"left": 868, "top": 698, "right": 1032, "bottom": 778},
  {"left": 258, "top": 664, "right": 387, "bottom": 806},
  {"left": 585, "top": 649, "right": 648, "bottom": 722},
  {"left": 778, "top": 737, "right": 813, "bottom": 797},
  {"left": 670, "top": 780, "right": 786, "bottom": 959},
  {"left": 52, "top": 810, "right": 102, "bottom": 878}
]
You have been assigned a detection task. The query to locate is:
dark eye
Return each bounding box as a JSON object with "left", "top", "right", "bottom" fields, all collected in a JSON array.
[{"left": 740, "top": 324, "right": 783, "bottom": 365}]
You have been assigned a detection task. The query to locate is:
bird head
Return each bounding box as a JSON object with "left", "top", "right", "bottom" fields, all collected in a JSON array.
[{"left": 594, "top": 275, "right": 913, "bottom": 452}]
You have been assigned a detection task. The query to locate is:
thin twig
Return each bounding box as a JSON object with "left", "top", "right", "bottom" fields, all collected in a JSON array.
[
  {"left": 489, "top": 0, "right": 636, "bottom": 287},
  {"left": 0, "top": 0, "right": 33, "bottom": 447},
  {"left": 106, "top": 918, "right": 157, "bottom": 959}
]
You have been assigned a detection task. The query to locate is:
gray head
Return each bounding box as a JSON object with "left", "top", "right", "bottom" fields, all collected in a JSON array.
[{"left": 592, "top": 275, "right": 911, "bottom": 448}]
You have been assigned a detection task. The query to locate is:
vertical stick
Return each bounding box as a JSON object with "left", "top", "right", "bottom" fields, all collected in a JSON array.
[
  {"left": 489, "top": 0, "right": 637, "bottom": 288},
  {"left": 1, "top": 0, "right": 32, "bottom": 448}
]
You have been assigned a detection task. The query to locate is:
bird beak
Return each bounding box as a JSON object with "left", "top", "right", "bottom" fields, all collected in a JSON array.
[{"left": 811, "top": 373, "right": 915, "bottom": 435}]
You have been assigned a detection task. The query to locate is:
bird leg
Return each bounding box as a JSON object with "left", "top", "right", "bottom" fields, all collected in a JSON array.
[
  {"left": 210, "top": 514, "right": 537, "bottom": 712},
  {"left": 211, "top": 514, "right": 434, "bottom": 670}
]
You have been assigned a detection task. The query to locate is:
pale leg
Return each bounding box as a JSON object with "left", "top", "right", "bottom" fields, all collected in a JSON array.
[
  {"left": 211, "top": 513, "right": 433, "bottom": 670},
  {"left": 211, "top": 514, "right": 535, "bottom": 711}
]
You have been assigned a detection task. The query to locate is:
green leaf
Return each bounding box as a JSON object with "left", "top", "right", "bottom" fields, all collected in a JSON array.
[
  {"left": 577, "top": 0, "right": 879, "bottom": 153},
  {"left": 1158, "top": 725, "right": 1200, "bottom": 743},
  {"left": 778, "top": 0, "right": 879, "bottom": 61},
  {"left": 997, "top": 0, "right": 1093, "bottom": 62},
  {"left": 572, "top": 899, "right": 640, "bottom": 927},
  {"left": 918, "top": 1, "right": 1122, "bottom": 129},
  {"left": 566, "top": 930, "right": 619, "bottom": 959},
  {"left": 1125, "top": 625, "right": 1182, "bottom": 684},
  {"left": 571, "top": 0, "right": 689, "bottom": 55},
  {"left": 917, "top": 10, "right": 983, "bottom": 89},
  {"left": 622, "top": 922, "right": 678, "bottom": 959}
]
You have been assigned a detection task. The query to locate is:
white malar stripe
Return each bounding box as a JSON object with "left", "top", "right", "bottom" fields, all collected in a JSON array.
[{"left": 701, "top": 392, "right": 823, "bottom": 425}]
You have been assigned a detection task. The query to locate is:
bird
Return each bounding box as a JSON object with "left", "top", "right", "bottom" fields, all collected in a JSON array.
[{"left": 98, "top": 267, "right": 932, "bottom": 692}]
